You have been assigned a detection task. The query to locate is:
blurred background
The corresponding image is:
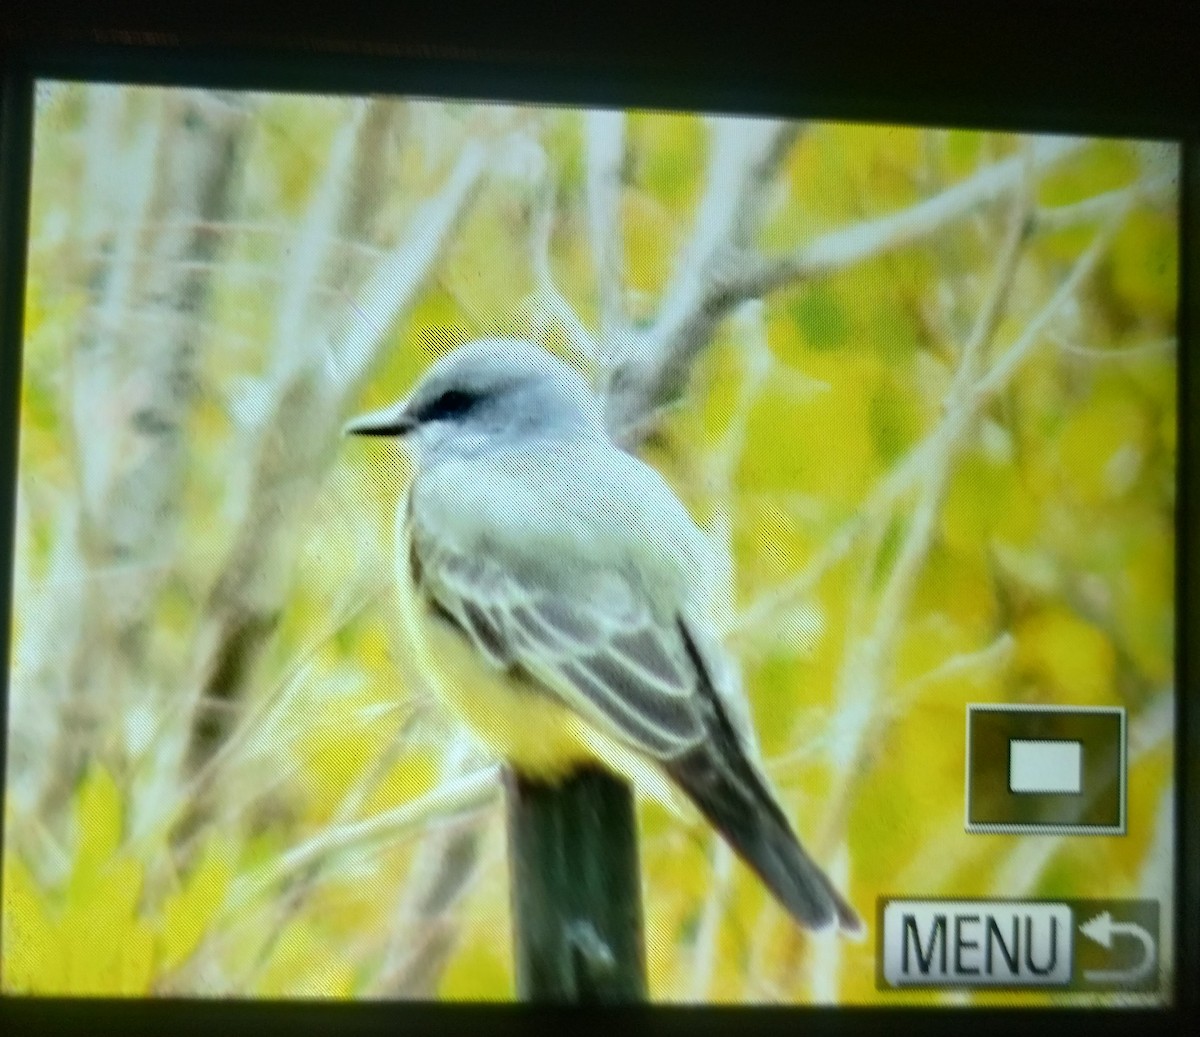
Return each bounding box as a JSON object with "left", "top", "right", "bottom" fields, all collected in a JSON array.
[{"left": 1, "top": 83, "right": 1178, "bottom": 1003}]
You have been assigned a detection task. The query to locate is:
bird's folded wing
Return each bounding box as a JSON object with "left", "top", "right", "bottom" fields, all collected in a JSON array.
[{"left": 421, "top": 542, "right": 705, "bottom": 760}]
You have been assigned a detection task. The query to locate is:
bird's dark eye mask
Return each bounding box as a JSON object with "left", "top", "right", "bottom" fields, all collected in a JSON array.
[{"left": 413, "top": 388, "right": 480, "bottom": 424}]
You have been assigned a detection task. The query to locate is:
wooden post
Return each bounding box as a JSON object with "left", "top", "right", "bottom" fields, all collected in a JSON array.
[{"left": 505, "top": 766, "right": 647, "bottom": 1003}]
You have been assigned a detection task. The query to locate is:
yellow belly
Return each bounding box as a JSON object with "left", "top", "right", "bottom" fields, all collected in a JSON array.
[
  {"left": 394, "top": 497, "right": 598, "bottom": 780},
  {"left": 415, "top": 604, "right": 602, "bottom": 780},
  {"left": 393, "top": 492, "right": 685, "bottom": 812}
]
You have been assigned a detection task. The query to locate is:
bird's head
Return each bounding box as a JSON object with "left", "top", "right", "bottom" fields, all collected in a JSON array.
[{"left": 344, "top": 338, "right": 604, "bottom": 458}]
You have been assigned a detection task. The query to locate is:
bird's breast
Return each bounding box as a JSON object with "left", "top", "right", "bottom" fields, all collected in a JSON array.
[{"left": 396, "top": 487, "right": 598, "bottom": 781}]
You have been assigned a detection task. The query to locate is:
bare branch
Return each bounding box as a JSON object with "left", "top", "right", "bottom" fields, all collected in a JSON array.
[
  {"left": 740, "top": 135, "right": 1085, "bottom": 297},
  {"left": 851, "top": 159, "right": 1035, "bottom": 691},
  {"left": 604, "top": 119, "right": 800, "bottom": 444},
  {"left": 179, "top": 115, "right": 487, "bottom": 794},
  {"left": 1032, "top": 171, "right": 1176, "bottom": 234},
  {"left": 732, "top": 175, "right": 1138, "bottom": 652},
  {"left": 728, "top": 439, "right": 933, "bottom": 644},
  {"left": 371, "top": 739, "right": 495, "bottom": 997},
  {"left": 896, "top": 632, "right": 1016, "bottom": 698},
  {"left": 228, "top": 758, "right": 501, "bottom": 912},
  {"left": 530, "top": 147, "right": 599, "bottom": 364},
  {"left": 1052, "top": 332, "right": 1176, "bottom": 362},
  {"left": 585, "top": 110, "right": 628, "bottom": 363},
  {"left": 329, "top": 138, "right": 489, "bottom": 393},
  {"left": 814, "top": 164, "right": 1037, "bottom": 874},
  {"left": 969, "top": 196, "right": 1137, "bottom": 404},
  {"left": 38, "top": 90, "right": 252, "bottom": 818}
]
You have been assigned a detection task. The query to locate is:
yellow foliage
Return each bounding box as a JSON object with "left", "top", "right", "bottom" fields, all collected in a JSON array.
[
  {"left": 629, "top": 110, "right": 706, "bottom": 211},
  {"left": 253, "top": 918, "right": 357, "bottom": 998},
  {"left": 3, "top": 769, "right": 156, "bottom": 995},
  {"left": 68, "top": 765, "right": 125, "bottom": 902},
  {"left": 295, "top": 720, "right": 390, "bottom": 822},
  {"left": 159, "top": 839, "right": 236, "bottom": 972},
  {"left": 438, "top": 920, "right": 513, "bottom": 1000},
  {"left": 1, "top": 855, "right": 59, "bottom": 992},
  {"left": 622, "top": 189, "right": 678, "bottom": 301},
  {"left": 911, "top": 542, "right": 998, "bottom": 641},
  {"left": 361, "top": 748, "right": 438, "bottom": 816},
  {"left": 737, "top": 356, "right": 877, "bottom": 504},
  {"left": 1116, "top": 524, "right": 1174, "bottom": 683},
  {"left": 942, "top": 450, "right": 1037, "bottom": 552},
  {"left": 1108, "top": 209, "right": 1178, "bottom": 319},
  {"left": 894, "top": 614, "right": 1008, "bottom": 707},
  {"left": 1038, "top": 141, "right": 1139, "bottom": 207},
  {"left": 944, "top": 130, "right": 984, "bottom": 177},
  {"left": 1057, "top": 386, "right": 1153, "bottom": 506},
  {"left": 1013, "top": 607, "right": 1117, "bottom": 705},
  {"left": 1118, "top": 750, "right": 1173, "bottom": 879}
]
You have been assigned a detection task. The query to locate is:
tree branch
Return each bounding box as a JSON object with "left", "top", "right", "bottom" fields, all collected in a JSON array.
[
  {"left": 370, "top": 738, "right": 496, "bottom": 998},
  {"left": 604, "top": 119, "right": 801, "bottom": 444},
  {"left": 228, "top": 758, "right": 500, "bottom": 913},
  {"left": 739, "top": 135, "right": 1085, "bottom": 297},
  {"left": 39, "top": 90, "right": 251, "bottom": 817},
  {"left": 585, "top": 109, "right": 628, "bottom": 366},
  {"left": 178, "top": 111, "right": 489, "bottom": 810},
  {"left": 730, "top": 167, "right": 1141, "bottom": 653},
  {"left": 1032, "top": 171, "right": 1176, "bottom": 233}
]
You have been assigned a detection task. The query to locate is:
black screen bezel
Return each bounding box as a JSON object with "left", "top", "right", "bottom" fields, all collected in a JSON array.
[{"left": 0, "top": 8, "right": 1196, "bottom": 1036}]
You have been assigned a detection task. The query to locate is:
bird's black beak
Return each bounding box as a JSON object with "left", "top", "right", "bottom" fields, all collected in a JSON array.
[{"left": 343, "top": 402, "right": 417, "bottom": 437}]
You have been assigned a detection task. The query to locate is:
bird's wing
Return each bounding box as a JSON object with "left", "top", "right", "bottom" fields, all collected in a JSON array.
[{"left": 412, "top": 522, "right": 706, "bottom": 760}]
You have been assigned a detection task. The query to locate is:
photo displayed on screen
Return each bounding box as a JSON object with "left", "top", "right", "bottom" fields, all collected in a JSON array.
[{"left": 1, "top": 82, "right": 1178, "bottom": 1005}]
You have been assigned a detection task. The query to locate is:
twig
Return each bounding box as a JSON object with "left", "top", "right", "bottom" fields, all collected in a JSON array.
[
  {"left": 605, "top": 119, "right": 801, "bottom": 443},
  {"left": 530, "top": 158, "right": 599, "bottom": 364},
  {"left": 727, "top": 432, "right": 934, "bottom": 646},
  {"left": 1052, "top": 332, "right": 1176, "bottom": 362},
  {"left": 896, "top": 632, "right": 1016, "bottom": 699},
  {"left": 1032, "top": 172, "right": 1176, "bottom": 234},
  {"left": 178, "top": 113, "right": 488, "bottom": 811},
  {"left": 688, "top": 839, "right": 735, "bottom": 1000},
  {"left": 738, "top": 135, "right": 1084, "bottom": 297},
  {"left": 968, "top": 197, "right": 1136, "bottom": 405},
  {"left": 731, "top": 162, "right": 1140, "bottom": 652},
  {"left": 585, "top": 109, "right": 628, "bottom": 366},
  {"left": 769, "top": 169, "right": 1042, "bottom": 994},
  {"left": 226, "top": 760, "right": 501, "bottom": 912}
]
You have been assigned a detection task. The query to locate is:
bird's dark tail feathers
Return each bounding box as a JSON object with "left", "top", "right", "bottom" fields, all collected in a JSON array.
[
  {"left": 666, "top": 741, "right": 861, "bottom": 933},
  {"left": 671, "top": 624, "right": 861, "bottom": 934}
]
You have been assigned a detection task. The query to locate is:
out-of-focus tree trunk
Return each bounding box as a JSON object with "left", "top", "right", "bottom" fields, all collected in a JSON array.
[
  {"left": 37, "top": 89, "right": 250, "bottom": 821},
  {"left": 173, "top": 100, "right": 490, "bottom": 850}
]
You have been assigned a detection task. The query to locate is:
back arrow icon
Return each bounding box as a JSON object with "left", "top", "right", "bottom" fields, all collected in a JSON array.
[{"left": 1078, "top": 910, "right": 1156, "bottom": 984}]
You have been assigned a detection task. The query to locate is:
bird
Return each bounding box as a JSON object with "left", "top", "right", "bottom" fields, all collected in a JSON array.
[{"left": 344, "top": 337, "right": 860, "bottom": 933}]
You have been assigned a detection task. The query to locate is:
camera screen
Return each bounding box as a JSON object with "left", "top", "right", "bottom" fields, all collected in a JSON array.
[{"left": 1, "top": 81, "right": 1178, "bottom": 1005}]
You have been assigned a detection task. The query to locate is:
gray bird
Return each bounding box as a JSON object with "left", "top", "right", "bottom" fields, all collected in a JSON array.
[{"left": 346, "top": 337, "right": 860, "bottom": 933}]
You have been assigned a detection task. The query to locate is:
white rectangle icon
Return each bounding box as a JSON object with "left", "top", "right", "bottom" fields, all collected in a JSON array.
[
  {"left": 882, "top": 900, "right": 1073, "bottom": 987},
  {"left": 1009, "top": 739, "right": 1083, "bottom": 794}
]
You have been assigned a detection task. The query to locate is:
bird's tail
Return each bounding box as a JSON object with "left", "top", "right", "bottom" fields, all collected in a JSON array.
[{"left": 667, "top": 739, "right": 861, "bottom": 933}]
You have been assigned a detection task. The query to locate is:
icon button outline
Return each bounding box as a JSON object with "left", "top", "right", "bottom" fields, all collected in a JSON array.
[
  {"left": 964, "top": 703, "right": 1127, "bottom": 835},
  {"left": 1078, "top": 909, "right": 1157, "bottom": 985}
]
